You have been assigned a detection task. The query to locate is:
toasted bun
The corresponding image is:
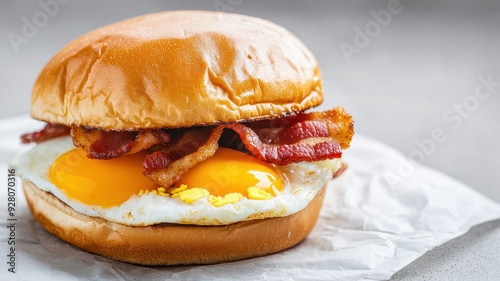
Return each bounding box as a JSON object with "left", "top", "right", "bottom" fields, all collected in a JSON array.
[
  {"left": 31, "top": 11, "right": 322, "bottom": 130},
  {"left": 23, "top": 180, "right": 325, "bottom": 265}
]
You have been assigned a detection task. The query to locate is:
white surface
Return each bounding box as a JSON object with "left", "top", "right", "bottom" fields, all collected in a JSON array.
[
  {"left": 1, "top": 1, "right": 499, "bottom": 280},
  {"left": 1, "top": 116, "right": 500, "bottom": 281}
]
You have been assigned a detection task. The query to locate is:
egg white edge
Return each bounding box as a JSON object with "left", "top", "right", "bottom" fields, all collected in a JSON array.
[{"left": 17, "top": 136, "right": 343, "bottom": 226}]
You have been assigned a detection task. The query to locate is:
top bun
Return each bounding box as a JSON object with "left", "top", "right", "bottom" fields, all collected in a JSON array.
[{"left": 31, "top": 11, "right": 322, "bottom": 130}]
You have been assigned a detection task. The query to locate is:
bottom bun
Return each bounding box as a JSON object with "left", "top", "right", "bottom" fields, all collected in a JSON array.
[{"left": 23, "top": 180, "right": 326, "bottom": 266}]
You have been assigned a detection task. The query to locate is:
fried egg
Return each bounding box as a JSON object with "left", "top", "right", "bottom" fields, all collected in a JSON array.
[{"left": 18, "top": 136, "right": 342, "bottom": 226}]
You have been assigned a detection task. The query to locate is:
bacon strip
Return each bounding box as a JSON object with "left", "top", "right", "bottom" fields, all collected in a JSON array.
[
  {"left": 143, "top": 128, "right": 216, "bottom": 172},
  {"left": 71, "top": 127, "right": 170, "bottom": 159},
  {"left": 21, "top": 123, "right": 70, "bottom": 144},
  {"left": 306, "top": 107, "right": 354, "bottom": 149},
  {"left": 144, "top": 126, "right": 224, "bottom": 188},
  {"left": 248, "top": 107, "right": 353, "bottom": 149},
  {"left": 229, "top": 123, "right": 342, "bottom": 165},
  {"left": 275, "top": 120, "right": 330, "bottom": 144}
]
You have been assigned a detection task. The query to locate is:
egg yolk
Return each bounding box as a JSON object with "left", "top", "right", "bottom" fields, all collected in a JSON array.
[
  {"left": 49, "top": 148, "right": 158, "bottom": 208},
  {"left": 174, "top": 147, "right": 284, "bottom": 197}
]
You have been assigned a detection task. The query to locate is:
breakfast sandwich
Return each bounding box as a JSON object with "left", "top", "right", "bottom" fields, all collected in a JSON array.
[{"left": 18, "top": 11, "right": 354, "bottom": 265}]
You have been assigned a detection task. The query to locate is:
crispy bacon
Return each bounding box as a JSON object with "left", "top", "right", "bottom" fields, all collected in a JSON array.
[
  {"left": 306, "top": 108, "right": 354, "bottom": 149},
  {"left": 21, "top": 123, "right": 70, "bottom": 144},
  {"left": 229, "top": 123, "right": 342, "bottom": 165},
  {"left": 275, "top": 120, "right": 330, "bottom": 144},
  {"left": 21, "top": 107, "right": 353, "bottom": 188},
  {"left": 143, "top": 151, "right": 173, "bottom": 172},
  {"left": 141, "top": 107, "right": 353, "bottom": 187},
  {"left": 143, "top": 128, "right": 217, "bottom": 172},
  {"left": 247, "top": 107, "right": 353, "bottom": 149},
  {"left": 144, "top": 126, "right": 224, "bottom": 188},
  {"left": 71, "top": 127, "right": 170, "bottom": 159},
  {"left": 222, "top": 107, "right": 353, "bottom": 165}
]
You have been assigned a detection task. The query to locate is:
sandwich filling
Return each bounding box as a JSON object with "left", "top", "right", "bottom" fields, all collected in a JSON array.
[
  {"left": 19, "top": 136, "right": 345, "bottom": 226},
  {"left": 20, "top": 107, "right": 353, "bottom": 226}
]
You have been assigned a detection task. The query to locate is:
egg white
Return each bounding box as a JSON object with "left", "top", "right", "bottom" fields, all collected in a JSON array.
[{"left": 18, "top": 136, "right": 343, "bottom": 226}]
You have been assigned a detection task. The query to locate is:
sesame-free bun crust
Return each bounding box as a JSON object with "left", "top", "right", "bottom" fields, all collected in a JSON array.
[
  {"left": 31, "top": 11, "right": 322, "bottom": 130},
  {"left": 23, "top": 180, "right": 325, "bottom": 266}
]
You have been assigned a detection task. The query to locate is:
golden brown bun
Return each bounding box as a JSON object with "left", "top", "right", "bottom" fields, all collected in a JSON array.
[
  {"left": 23, "top": 180, "right": 325, "bottom": 265},
  {"left": 31, "top": 11, "right": 322, "bottom": 130}
]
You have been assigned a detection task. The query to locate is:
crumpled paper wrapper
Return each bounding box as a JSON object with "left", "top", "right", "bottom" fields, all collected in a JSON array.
[{"left": 1, "top": 116, "right": 500, "bottom": 281}]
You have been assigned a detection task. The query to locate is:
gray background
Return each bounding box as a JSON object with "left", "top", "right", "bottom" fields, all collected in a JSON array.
[{"left": 1, "top": 0, "right": 499, "bottom": 280}]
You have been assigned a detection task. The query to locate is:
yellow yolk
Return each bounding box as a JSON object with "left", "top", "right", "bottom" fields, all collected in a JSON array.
[
  {"left": 49, "top": 148, "right": 158, "bottom": 208},
  {"left": 174, "top": 147, "right": 284, "bottom": 197}
]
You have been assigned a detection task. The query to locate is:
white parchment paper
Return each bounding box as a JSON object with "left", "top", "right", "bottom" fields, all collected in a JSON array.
[{"left": 1, "top": 116, "right": 500, "bottom": 281}]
